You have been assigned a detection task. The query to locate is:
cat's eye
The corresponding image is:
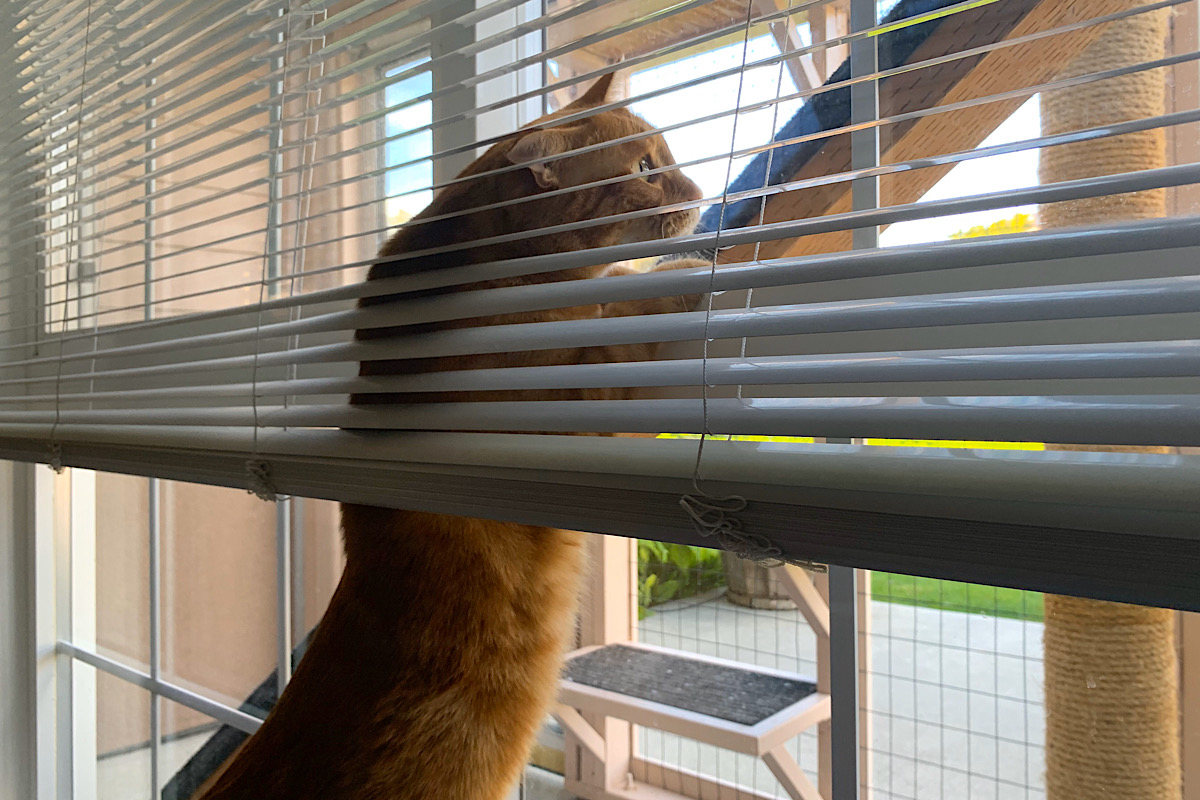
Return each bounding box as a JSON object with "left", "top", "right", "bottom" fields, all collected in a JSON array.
[{"left": 637, "top": 156, "right": 653, "bottom": 174}]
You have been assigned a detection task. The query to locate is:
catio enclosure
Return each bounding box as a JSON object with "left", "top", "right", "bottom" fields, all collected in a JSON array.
[{"left": 0, "top": 0, "right": 1198, "bottom": 799}]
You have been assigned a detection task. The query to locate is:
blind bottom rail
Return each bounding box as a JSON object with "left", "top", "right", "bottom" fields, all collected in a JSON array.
[{"left": 1, "top": 430, "right": 1196, "bottom": 611}]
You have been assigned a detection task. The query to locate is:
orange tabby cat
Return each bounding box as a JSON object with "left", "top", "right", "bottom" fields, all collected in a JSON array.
[{"left": 197, "top": 73, "right": 705, "bottom": 800}]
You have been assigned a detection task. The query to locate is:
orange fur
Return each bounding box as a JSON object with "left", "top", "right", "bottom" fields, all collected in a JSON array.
[{"left": 197, "top": 74, "right": 705, "bottom": 800}]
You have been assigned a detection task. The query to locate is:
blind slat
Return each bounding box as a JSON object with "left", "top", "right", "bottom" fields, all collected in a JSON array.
[
  {"left": 0, "top": 395, "right": 1197, "bottom": 449},
  {"left": 5, "top": 270, "right": 1200, "bottom": 386},
  {"left": 3, "top": 215, "right": 1194, "bottom": 363},
  {"left": 10, "top": 340, "right": 1200, "bottom": 406},
  {"left": 32, "top": 162, "right": 1193, "bottom": 332}
]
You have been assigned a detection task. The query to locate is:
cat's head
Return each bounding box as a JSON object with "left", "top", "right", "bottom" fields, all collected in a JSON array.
[{"left": 506, "top": 73, "right": 702, "bottom": 243}]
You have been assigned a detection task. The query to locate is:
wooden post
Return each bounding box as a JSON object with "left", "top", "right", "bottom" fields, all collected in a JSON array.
[
  {"left": 807, "top": 0, "right": 849, "bottom": 82},
  {"left": 565, "top": 534, "right": 637, "bottom": 797},
  {"left": 1165, "top": 0, "right": 1200, "bottom": 219},
  {"left": 786, "top": 567, "right": 869, "bottom": 800},
  {"left": 752, "top": 0, "right": 824, "bottom": 91}
]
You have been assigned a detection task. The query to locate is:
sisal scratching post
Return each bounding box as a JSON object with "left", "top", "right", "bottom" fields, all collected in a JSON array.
[
  {"left": 1039, "top": 7, "right": 1181, "bottom": 800},
  {"left": 1043, "top": 597, "right": 1180, "bottom": 799},
  {"left": 1039, "top": 7, "right": 1170, "bottom": 226}
]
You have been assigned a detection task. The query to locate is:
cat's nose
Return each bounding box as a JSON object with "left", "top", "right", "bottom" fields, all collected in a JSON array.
[{"left": 680, "top": 177, "right": 702, "bottom": 204}]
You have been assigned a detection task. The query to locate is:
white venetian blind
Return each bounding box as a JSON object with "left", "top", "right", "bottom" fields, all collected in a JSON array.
[{"left": 1, "top": 0, "right": 1199, "bottom": 606}]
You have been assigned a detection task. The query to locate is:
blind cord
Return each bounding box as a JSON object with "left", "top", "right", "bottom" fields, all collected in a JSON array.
[
  {"left": 679, "top": 1, "right": 826, "bottom": 571},
  {"left": 248, "top": 0, "right": 297, "bottom": 503},
  {"left": 679, "top": 0, "right": 786, "bottom": 567},
  {"left": 739, "top": 0, "right": 795, "bottom": 401},
  {"left": 283, "top": 16, "right": 326, "bottom": 415},
  {"left": 253, "top": 12, "right": 328, "bottom": 504}
]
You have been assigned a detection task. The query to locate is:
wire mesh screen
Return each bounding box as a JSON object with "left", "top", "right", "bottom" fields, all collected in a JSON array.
[
  {"left": 867, "top": 573, "right": 1046, "bottom": 800},
  {"left": 635, "top": 543, "right": 823, "bottom": 798},
  {"left": 630, "top": 541, "right": 1057, "bottom": 800}
]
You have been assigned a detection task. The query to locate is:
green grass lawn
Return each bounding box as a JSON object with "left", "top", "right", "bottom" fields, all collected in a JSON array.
[{"left": 871, "top": 572, "right": 1044, "bottom": 622}]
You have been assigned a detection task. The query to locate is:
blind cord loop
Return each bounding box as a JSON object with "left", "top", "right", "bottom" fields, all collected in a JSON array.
[
  {"left": 48, "top": 443, "right": 64, "bottom": 474},
  {"left": 245, "top": 459, "right": 277, "bottom": 502},
  {"left": 678, "top": 493, "right": 828, "bottom": 572},
  {"left": 679, "top": 493, "right": 774, "bottom": 565}
]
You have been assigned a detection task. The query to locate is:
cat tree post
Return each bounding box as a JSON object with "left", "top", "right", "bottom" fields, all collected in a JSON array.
[{"left": 1038, "top": 6, "right": 1181, "bottom": 800}]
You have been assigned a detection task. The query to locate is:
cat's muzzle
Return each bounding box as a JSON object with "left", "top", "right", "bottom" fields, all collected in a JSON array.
[{"left": 661, "top": 208, "right": 701, "bottom": 240}]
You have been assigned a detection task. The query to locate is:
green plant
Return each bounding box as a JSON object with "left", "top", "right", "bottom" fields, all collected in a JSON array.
[
  {"left": 870, "top": 572, "right": 1044, "bottom": 621},
  {"left": 949, "top": 211, "right": 1036, "bottom": 240},
  {"left": 637, "top": 541, "right": 726, "bottom": 619}
]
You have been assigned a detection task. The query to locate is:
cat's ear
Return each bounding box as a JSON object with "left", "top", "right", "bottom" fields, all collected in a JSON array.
[
  {"left": 561, "top": 71, "right": 627, "bottom": 113},
  {"left": 508, "top": 128, "right": 576, "bottom": 188},
  {"left": 573, "top": 72, "right": 616, "bottom": 107}
]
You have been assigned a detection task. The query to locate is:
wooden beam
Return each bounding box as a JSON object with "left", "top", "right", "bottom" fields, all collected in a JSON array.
[
  {"left": 814, "top": 572, "right": 832, "bottom": 800},
  {"left": 807, "top": 1, "right": 849, "bottom": 81},
  {"left": 546, "top": 0, "right": 750, "bottom": 66},
  {"left": 634, "top": 756, "right": 791, "bottom": 800},
  {"left": 553, "top": 703, "right": 607, "bottom": 762},
  {"left": 774, "top": 17, "right": 824, "bottom": 91},
  {"left": 1166, "top": 0, "right": 1200, "bottom": 218},
  {"left": 567, "top": 536, "right": 637, "bottom": 796},
  {"left": 722, "top": 0, "right": 1140, "bottom": 263},
  {"left": 776, "top": 564, "right": 831, "bottom": 640},
  {"left": 763, "top": 743, "right": 826, "bottom": 800},
  {"left": 754, "top": 0, "right": 825, "bottom": 91}
]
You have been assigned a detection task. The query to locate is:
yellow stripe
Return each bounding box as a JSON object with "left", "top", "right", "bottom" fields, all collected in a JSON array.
[
  {"left": 655, "top": 434, "right": 1041, "bottom": 450},
  {"left": 655, "top": 433, "right": 816, "bottom": 443},
  {"left": 869, "top": 0, "right": 1001, "bottom": 38},
  {"left": 864, "top": 439, "right": 1045, "bottom": 451}
]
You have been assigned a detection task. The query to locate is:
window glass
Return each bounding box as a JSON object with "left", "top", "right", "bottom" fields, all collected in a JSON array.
[
  {"left": 631, "top": 34, "right": 803, "bottom": 200},
  {"left": 385, "top": 58, "right": 434, "bottom": 225}
]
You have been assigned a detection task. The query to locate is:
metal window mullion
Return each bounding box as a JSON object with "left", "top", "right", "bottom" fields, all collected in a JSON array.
[
  {"left": 828, "top": 565, "right": 861, "bottom": 800},
  {"left": 432, "top": 0, "right": 478, "bottom": 182},
  {"left": 46, "top": 468, "right": 73, "bottom": 800},
  {"left": 2, "top": 12, "right": 65, "bottom": 795},
  {"left": 148, "top": 477, "right": 161, "bottom": 797},
  {"left": 0, "top": 88, "right": 41, "bottom": 785},
  {"left": 290, "top": 496, "right": 304, "bottom": 645},
  {"left": 143, "top": 71, "right": 163, "bottom": 798},
  {"left": 276, "top": 497, "right": 292, "bottom": 687},
  {"left": 266, "top": 17, "right": 287, "bottom": 288},
  {"left": 67, "top": 470, "right": 97, "bottom": 798},
  {"left": 831, "top": 0, "right": 880, "bottom": 797},
  {"left": 848, "top": 0, "right": 880, "bottom": 247},
  {"left": 266, "top": 6, "right": 294, "bottom": 692},
  {"left": 57, "top": 641, "right": 262, "bottom": 736}
]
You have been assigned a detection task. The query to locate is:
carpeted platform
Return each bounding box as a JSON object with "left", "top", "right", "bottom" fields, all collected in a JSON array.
[{"left": 564, "top": 645, "right": 816, "bottom": 727}]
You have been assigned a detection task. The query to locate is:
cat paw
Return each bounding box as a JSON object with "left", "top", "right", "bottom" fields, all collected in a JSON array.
[{"left": 648, "top": 256, "right": 710, "bottom": 273}]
